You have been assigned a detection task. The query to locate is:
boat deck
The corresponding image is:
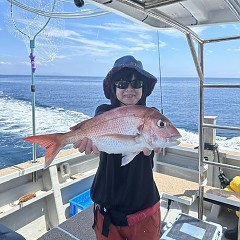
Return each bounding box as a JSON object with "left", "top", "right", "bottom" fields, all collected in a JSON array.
[
  {"left": 38, "top": 171, "right": 240, "bottom": 239},
  {"left": 2, "top": 151, "right": 239, "bottom": 240},
  {"left": 38, "top": 206, "right": 95, "bottom": 240},
  {"left": 38, "top": 198, "right": 237, "bottom": 240}
]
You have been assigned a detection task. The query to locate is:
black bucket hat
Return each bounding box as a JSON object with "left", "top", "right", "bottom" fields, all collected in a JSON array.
[{"left": 103, "top": 55, "right": 157, "bottom": 99}]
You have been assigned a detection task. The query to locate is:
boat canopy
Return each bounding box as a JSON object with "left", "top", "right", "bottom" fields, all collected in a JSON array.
[
  {"left": 8, "top": 0, "right": 240, "bottom": 39},
  {"left": 87, "top": 0, "right": 240, "bottom": 38}
]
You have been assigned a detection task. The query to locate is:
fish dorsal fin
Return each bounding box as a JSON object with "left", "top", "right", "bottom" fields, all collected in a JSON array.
[{"left": 70, "top": 119, "right": 89, "bottom": 131}]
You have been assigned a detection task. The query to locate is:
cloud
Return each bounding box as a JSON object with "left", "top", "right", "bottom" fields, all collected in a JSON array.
[
  {"left": 7, "top": 19, "right": 157, "bottom": 61},
  {"left": 21, "top": 61, "right": 31, "bottom": 66},
  {"left": 157, "top": 25, "right": 208, "bottom": 38},
  {"left": 61, "top": 41, "right": 122, "bottom": 57},
  {"left": 52, "top": 54, "right": 68, "bottom": 59},
  {"left": 5, "top": 13, "right": 167, "bottom": 61},
  {"left": 232, "top": 24, "right": 240, "bottom": 31},
  {"left": 189, "top": 26, "right": 208, "bottom": 35},
  {"left": 102, "top": 22, "right": 152, "bottom": 33},
  {"left": 0, "top": 61, "right": 11, "bottom": 65},
  {"left": 227, "top": 47, "right": 240, "bottom": 52},
  {"left": 121, "top": 37, "right": 156, "bottom": 50},
  {"left": 219, "top": 23, "right": 240, "bottom": 31},
  {"left": 58, "top": 21, "right": 162, "bottom": 58},
  {"left": 206, "top": 50, "right": 213, "bottom": 55},
  {"left": 5, "top": 14, "right": 167, "bottom": 62},
  {"left": 40, "top": 29, "right": 82, "bottom": 39},
  {"left": 66, "top": 35, "right": 122, "bottom": 49},
  {"left": 139, "top": 34, "right": 153, "bottom": 40},
  {"left": 45, "top": 22, "right": 157, "bottom": 58},
  {"left": 69, "top": 21, "right": 152, "bottom": 34}
]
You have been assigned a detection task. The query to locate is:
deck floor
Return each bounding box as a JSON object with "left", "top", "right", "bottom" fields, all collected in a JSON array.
[
  {"left": 38, "top": 198, "right": 238, "bottom": 240},
  {"left": 38, "top": 205, "right": 95, "bottom": 240}
]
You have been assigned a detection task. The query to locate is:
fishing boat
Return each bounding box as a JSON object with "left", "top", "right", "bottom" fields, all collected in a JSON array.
[{"left": 1, "top": 0, "right": 240, "bottom": 239}]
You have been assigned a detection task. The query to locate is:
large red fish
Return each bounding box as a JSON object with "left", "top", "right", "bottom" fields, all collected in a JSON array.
[{"left": 24, "top": 105, "right": 181, "bottom": 168}]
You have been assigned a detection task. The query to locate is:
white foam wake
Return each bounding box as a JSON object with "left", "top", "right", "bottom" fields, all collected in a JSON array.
[
  {"left": 0, "top": 93, "right": 90, "bottom": 138},
  {"left": 179, "top": 129, "right": 240, "bottom": 152},
  {"left": 0, "top": 94, "right": 239, "bottom": 152}
]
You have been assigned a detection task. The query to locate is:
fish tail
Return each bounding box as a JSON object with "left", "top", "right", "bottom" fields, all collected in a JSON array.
[{"left": 24, "top": 133, "right": 65, "bottom": 168}]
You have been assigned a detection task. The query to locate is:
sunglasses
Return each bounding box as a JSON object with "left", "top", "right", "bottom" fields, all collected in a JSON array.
[{"left": 115, "top": 79, "right": 143, "bottom": 89}]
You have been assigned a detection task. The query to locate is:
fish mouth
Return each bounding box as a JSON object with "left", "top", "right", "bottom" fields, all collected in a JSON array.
[
  {"left": 160, "top": 139, "right": 180, "bottom": 148},
  {"left": 164, "top": 136, "right": 181, "bottom": 146},
  {"left": 166, "top": 135, "right": 181, "bottom": 142},
  {"left": 152, "top": 137, "right": 181, "bottom": 148}
]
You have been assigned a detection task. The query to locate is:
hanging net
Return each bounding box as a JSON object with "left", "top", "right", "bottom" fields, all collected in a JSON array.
[{"left": 5, "top": 0, "right": 65, "bottom": 63}]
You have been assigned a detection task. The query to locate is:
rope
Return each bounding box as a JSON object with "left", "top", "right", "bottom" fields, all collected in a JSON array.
[{"left": 157, "top": 30, "right": 164, "bottom": 114}]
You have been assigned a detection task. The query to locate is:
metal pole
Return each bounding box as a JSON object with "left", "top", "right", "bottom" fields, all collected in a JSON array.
[
  {"left": 186, "top": 33, "right": 205, "bottom": 219},
  {"left": 30, "top": 40, "right": 37, "bottom": 163},
  {"left": 30, "top": 40, "right": 38, "bottom": 182},
  {"left": 203, "top": 160, "right": 240, "bottom": 171},
  {"left": 203, "top": 124, "right": 240, "bottom": 131},
  {"left": 198, "top": 42, "right": 205, "bottom": 220}
]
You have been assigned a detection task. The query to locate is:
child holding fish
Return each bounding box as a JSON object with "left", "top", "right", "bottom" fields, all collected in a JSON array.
[
  {"left": 25, "top": 55, "right": 181, "bottom": 239},
  {"left": 71, "top": 55, "right": 181, "bottom": 240}
]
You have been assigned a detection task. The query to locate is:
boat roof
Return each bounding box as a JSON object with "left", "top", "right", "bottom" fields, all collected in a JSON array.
[
  {"left": 8, "top": 0, "right": 240, "bottom": 41},
  {"left": 87, "top": 0, "right": 240, "bottom": 40}
]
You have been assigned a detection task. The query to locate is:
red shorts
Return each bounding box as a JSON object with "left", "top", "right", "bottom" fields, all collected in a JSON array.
[{"left": 94, "top": 204, "right": 161, "bottom": 240}]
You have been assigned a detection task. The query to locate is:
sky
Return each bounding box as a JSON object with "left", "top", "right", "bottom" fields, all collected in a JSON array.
[{"left": 0, "top": 0, "right": 240, "bottom": 78}]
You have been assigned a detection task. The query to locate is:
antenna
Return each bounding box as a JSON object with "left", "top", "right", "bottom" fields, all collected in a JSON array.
[{"left": 157, "top": 30, "right": 164, "bottom": 114}]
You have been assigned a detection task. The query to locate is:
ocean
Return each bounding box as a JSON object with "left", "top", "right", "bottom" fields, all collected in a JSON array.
[{"left": 0, "top": 75, "right": 239, "bottom": 169}]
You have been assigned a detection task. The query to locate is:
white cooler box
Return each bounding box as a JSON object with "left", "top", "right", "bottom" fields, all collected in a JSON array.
[{"left": 161, "top": 213, "right": 222, "bottom": 240}]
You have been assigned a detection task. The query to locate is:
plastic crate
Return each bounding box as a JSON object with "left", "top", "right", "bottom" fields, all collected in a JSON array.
[{"left": 69, "top": 189, "right": 93, "bottom": 217}]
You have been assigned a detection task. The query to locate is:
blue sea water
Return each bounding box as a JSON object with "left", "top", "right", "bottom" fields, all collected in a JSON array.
[{"left": 0, "top": 75, "right": 239, "bottom": 169}]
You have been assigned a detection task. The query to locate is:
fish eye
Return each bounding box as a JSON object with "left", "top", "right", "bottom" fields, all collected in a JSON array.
[{"left": 157, "top": 120, "right": 166, "bottom": 128}]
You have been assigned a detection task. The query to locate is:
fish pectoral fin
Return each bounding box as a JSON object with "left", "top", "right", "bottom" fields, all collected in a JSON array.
[
  {"left": 121, "top": 152, "right": 139, "bottom": 166},
  {"left": 137, "top": 124, "right": 144, "bottom": 134}
]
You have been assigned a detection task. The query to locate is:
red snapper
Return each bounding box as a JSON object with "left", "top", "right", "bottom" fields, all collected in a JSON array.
[{"left": 24, "top": 105, "right": 181, "bottom": 168}]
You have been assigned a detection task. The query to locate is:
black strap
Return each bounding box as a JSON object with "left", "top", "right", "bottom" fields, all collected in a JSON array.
[
  {"left": 102, "top": 211, "right": 111, "bottom": 237},
  {"left": 92, "top": 203, "right": 97, "bottom": 230},
  {"left": 99, "top": 206, "right": 128, "bottom": 237},
  {"left": 91, "top": 205, "right": 112, "bottom": 237}
]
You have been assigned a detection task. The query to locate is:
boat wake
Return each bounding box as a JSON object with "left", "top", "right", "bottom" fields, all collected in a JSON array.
[{"left": 179, "top": 129, "right": 240, "bottom": 152}]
